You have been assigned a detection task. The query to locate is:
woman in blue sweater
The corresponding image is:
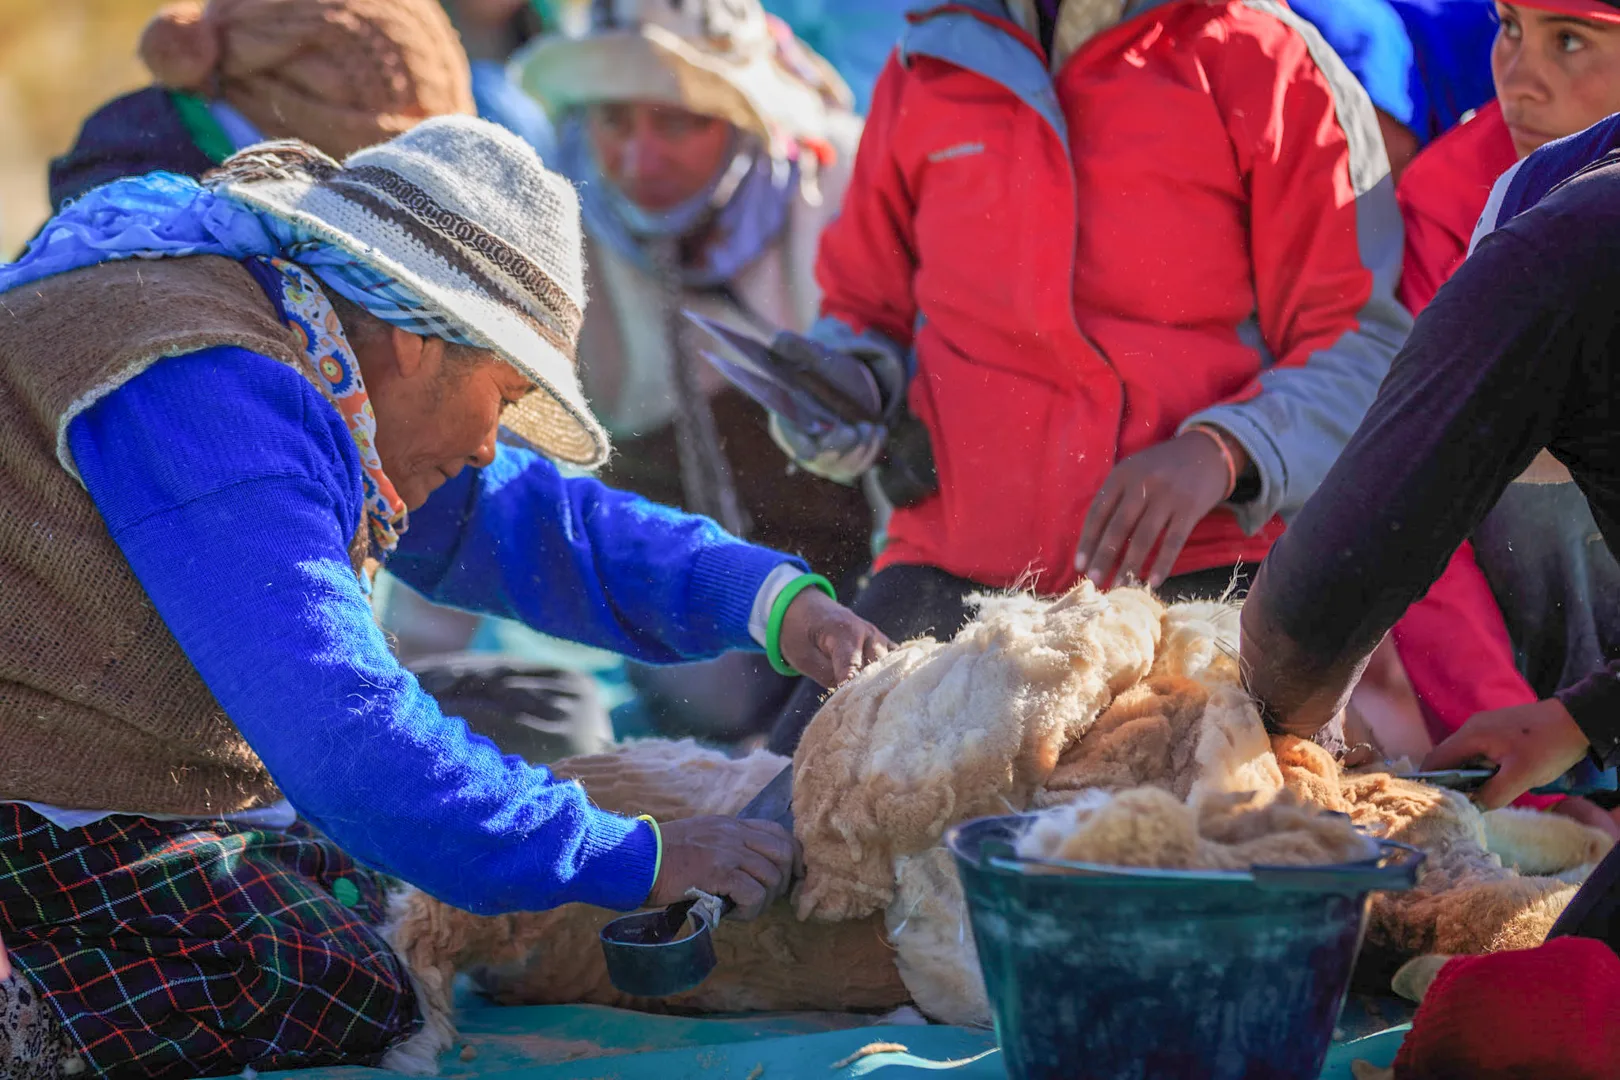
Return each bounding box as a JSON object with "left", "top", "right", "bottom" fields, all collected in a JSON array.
[{"left": 0, "top": 118, "right": 888, "bottom": 1079}]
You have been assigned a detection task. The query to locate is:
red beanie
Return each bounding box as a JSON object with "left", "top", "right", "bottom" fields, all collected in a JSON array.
[{"left": 1395, "top": 937, "right": 1620, "bottom": 1079}]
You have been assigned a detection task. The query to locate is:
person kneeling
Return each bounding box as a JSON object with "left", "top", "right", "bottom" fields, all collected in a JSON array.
[{"left": 0, "top": 118, "right": 887, "bottom": 1078}]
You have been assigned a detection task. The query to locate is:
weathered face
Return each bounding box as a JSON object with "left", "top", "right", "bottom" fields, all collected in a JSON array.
[
  {"left": 1493, "top": 2, "right": 1620, "bottom": 158},
  {"left": 354, "top": 327, "right": 534, "bottom": 510},
  {"left": 584, "top": 100, "right": 735, "bottom": 211}
]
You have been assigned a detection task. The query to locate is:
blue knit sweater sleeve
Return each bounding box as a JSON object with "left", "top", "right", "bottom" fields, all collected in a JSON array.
[
  {"left": 387, "top": 443, "right": 799, "bottom": 663},
  {"left": 64, "top": 345, "right": 771, "bottom": 915}
]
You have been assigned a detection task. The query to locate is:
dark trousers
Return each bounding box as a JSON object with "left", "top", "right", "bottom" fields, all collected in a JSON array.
[{"left": 766, "top": 562, "right": 1255, "bottom": 756}]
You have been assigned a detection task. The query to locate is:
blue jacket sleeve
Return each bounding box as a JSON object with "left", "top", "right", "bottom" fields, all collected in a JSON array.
[
  {"left": 385, "top": 442, "right": 801, "bottom": 664},
  {"left": 67, "top": 346, "right": 658, "bottom": 915}
]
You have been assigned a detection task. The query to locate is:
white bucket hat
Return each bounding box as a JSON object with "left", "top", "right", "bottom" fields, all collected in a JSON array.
[
  {"left": 510, "top": 0, "right": 852, "bottom": 153},
  {"left": 216, "top": 115, "right": 610, "bottom": 467}
]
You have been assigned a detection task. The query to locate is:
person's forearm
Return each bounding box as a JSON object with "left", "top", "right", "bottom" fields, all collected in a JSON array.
[
  {"left": 389, "top": 444, "right": 801, "bottom": 664},
  {"left": 1244, "top": 231, "right": 1576, "bottom": 732},
  {"left": 107, "top": 478, "right": 658, "bottom": 915},
  {"left": 1558, "top": 662, "right": 1620, "bottom": 771}
]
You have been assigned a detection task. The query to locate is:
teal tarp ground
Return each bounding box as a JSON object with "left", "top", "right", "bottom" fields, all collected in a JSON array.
[{"left": 267, "top": 995, "right": 1412, "bottom": 1080}]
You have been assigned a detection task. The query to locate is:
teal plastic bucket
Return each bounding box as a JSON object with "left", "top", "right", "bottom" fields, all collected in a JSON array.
[{"left": 946, "top": 813, "right": 1423, "bottom": 1080}]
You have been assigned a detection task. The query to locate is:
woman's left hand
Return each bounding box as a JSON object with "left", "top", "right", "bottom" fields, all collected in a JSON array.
[
  {"left": 1423, "top": 699, "right": 1593, "bottom": 810},
  {"left": 778, "top": 589, "right": 893, "bottom": 689},
  {"left": 1076, "top": 431, "right": 1245, "bottom": 589}
]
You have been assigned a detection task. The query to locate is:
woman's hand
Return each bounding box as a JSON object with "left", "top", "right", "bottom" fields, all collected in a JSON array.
[
  {"left": 1076, "top": 430, "right": 1246, "bottom": 589},
  {"left": 645, "top": 816, "right": 799, "bottom": 920},
  {"left": 1, "top": 930, "right": 10, "bottom": 981},
  {"left": 1423, "top": 699, "right": 1592, "bottom": 809},
  {"left": 777, "top": 588, "right": 893, "bottom": 688}
]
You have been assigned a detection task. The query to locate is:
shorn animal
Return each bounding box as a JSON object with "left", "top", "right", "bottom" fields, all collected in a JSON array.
[{"left": 379, "top": 583, "right": 1612, "bottom": 1072}]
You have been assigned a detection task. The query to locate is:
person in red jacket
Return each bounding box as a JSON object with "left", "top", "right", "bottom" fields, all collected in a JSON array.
[
  {"left": 761, "top": 0, "right": 1410, "bottom": 751},
  {"left": 1375, "top": 0, "right": 1620, "bottom": 832}
]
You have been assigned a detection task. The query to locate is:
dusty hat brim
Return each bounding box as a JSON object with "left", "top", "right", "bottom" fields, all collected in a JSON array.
[
  {"left": 225, "top": 174, "right": 610, "bottom": 468},
  {"left": 511, "top": 24, "right": 833, "bottom": 146}
]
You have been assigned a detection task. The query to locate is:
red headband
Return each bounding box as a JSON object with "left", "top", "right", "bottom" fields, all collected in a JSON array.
[{"left": 1514, "top": 0, "right": 1620, "bottom": 25}]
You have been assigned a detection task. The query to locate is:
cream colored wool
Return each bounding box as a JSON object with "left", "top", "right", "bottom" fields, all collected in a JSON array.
[
  {"left": 1016, "top": 788, "right": 1375, "bottom": 870},
  {"left": 1273, "top": 736, "right": 1610, "bottom": 957},
  {"left": 1150, "top": 602, "right": 1285, "bottom": 802},
  {"left": 885, "top": 850, "right": 990, "bottom": 1027},
  {"left": 382, "top": 589, "right": 1618, "bottom": 1060},
  {"left": 1036, "top": 598, "right": 1280, "bottom": 808},
  {"left": 792, "top": 581, "right": 1163, "bottom": 922},
  {"left": 1483, "top": 806, "right": 1612, "bottom": 877}
]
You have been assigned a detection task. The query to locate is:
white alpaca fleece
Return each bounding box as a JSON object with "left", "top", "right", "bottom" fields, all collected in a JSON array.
[
  {"left": 792, "top": 581, "right": 1163, "bottom": 922},
  {"left": 1016, "top": 788, "right": 1375, "bottom": 870},
  {"left": 885, "top": 849, "right": 990, "bottom": 1027},
  {"left": 1273, "top": 736, "right": 1613, "bottom": 957},
  {"left": 382, "top": 588, "right": 1620, "bottom": 1064}
]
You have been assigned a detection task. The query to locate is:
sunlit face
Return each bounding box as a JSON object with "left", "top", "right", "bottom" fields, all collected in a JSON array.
[
  {"left": 353, "top": 328, "right": 534, "bottom": 509},
  {"left": 1493, "top": 2, "right": 1620, "bottom": 157},
  {"left": 584, "top": 101, "right": 735, "bottom": 211}
]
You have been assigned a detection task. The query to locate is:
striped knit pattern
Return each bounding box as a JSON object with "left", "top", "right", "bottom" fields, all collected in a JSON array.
[
  {"left": 0, "top": 805, "right": 419, "bottom": 1078},
  {"left": 214, "top": 117, "right": 612, "bottom": 467}
]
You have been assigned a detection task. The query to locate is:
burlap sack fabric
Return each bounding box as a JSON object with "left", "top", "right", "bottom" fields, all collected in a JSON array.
[
  {"left": 0, "top": 256, "right": 342, "bottom": 816},
  {"left": 139, "top": 0, "right": 476, "bottom": 160}
]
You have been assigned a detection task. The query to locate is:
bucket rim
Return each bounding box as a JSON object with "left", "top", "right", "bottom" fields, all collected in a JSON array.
[{"left": 945, "top": 812, "right": 1424, "bottom": 895}]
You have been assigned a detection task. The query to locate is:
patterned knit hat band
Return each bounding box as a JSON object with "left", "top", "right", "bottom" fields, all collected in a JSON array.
[{"left": 212, "top": 117, "right": 609, "bottom": 468}]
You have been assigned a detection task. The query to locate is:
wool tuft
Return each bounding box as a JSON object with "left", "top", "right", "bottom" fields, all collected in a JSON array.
[{"left": 791, "top": 581, "right": 1163, "bottom": 922}]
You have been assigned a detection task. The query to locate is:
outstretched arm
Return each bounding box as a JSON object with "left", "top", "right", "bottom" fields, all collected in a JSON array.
[
  {"left": 1241, "top": 222, "right": 1593, "bottom": 736},
  {"left": 68, "top": 349, "right": 659, "bottom": 915},
  {"left": 388, "top": 443, "right": 799, "bottom": 665}
]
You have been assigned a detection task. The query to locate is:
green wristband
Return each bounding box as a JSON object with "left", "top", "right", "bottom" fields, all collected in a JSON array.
[
  {"left": 635, "top": 814, "right": 663, "bottom": 903},
  {"left": 765, "top": 573, "right": 837, "bottom": 677}
]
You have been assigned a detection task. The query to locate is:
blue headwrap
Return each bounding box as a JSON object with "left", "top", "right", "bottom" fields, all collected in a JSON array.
[{"left": 0, "top": 170, "right": 475, "bottom": 345}]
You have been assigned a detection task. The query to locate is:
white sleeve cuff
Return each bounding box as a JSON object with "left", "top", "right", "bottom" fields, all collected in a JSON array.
[{"left": 748, "top": 563, "right": 807, "bottom": 648}]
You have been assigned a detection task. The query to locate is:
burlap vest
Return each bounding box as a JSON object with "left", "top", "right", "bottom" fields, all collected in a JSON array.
[{"left": 0, "top": 255, "right": 357, "bottom": 816}]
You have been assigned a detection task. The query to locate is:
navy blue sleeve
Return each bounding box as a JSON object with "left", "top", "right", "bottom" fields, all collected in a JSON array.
[
  {"left": 1245, "top": 178, "right": 1620, "bottom": 742},
  {"left": 67, "top": 346, "right": 658, "bottom": 915},
  {"left": 1474, "top": 115, "right": 1620, "bottom": 248},
  {"left": 387, "top": 443, "right": 800, "bottom": 664}
]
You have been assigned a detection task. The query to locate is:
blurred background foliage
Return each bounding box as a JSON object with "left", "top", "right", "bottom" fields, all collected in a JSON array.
[{"left": 0, "top": 0, "right": 161, "bottom": 255}]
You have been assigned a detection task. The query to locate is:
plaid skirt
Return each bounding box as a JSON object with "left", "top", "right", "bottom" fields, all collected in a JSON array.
[{"left": 0, "top": 805, "right": 421, "bottom": 1078}]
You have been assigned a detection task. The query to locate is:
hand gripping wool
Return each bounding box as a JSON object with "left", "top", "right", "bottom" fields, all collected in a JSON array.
[{"left": 791, "top": 582, "right": 1164, "bottom": 922}]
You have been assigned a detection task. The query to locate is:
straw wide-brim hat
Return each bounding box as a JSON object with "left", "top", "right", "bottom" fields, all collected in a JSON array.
[
  {"left": 510, "top": 0, "right": 850, "bottom": 149},
  {"left": 214, "top": 116, "right": 609, "bottom": 467}
]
